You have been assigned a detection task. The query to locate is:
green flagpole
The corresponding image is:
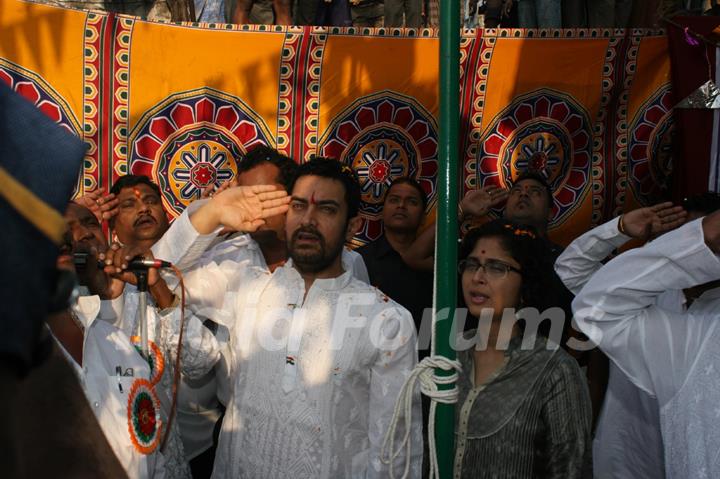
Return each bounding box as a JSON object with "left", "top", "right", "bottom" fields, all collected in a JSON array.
[{"left": 435, "top": 0, "right": 460, "bottom": 475}]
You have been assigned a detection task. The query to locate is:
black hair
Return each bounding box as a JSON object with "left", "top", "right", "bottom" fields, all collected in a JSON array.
[
  {"left": 682, "top": 192, "right": 720, "bottom": 216},
  {"left": 108, "top": 175, "right": 162, "bottom": 228},
  {"left": 512, "top": 170, "right": 553, "bottom": 206},
  {"left": 291, "top": 157, "right": 361, "bottom": 219},
  {"left": 109, "top": 174, "right": 161, "bottom": 198},
  {"left": 385, "top": 176, "right": 428, "bottom": 211},
  {"left": 460, "top": 219, "right": 560, "bottom": 315},
  {"left": 237, "top": 145, "right": 298, "bottom": 193}
]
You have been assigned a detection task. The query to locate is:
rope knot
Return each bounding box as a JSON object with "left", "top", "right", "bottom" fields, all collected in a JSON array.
[{"left": 380, "top": 355, "right": 462, "bottom": 479}]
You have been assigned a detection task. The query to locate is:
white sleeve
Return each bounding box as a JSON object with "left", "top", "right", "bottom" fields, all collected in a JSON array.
[
  {"left": 554, "top": 217, "right": 629, "bottom": 295},
  {"left": 573, "top": 218, "right": 720, "bottom": 403},
  {"left": 164, "top": 213, "right": 254, "bottom": 328},
  {"left": 152, "top": 200, "right": 219, "bottom": 271},
  {"left": 366, "top": 306, "right": 422, "bottom": 478},
  {"left": 180, "top": 251, "right": 257, "bottom": 329}
]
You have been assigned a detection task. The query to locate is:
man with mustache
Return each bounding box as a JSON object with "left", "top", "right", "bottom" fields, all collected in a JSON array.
[
  {"left": 176, "top": 146, "right": 364, "bottom": 477},
  {"left": 107, "top": 175, "right": 178, "bottom": 307},
  {"left": 191, "top": 145, "right": 368, "bottom": 280},
  {"left": 86, "top": 175, "right": 221, "bottom": 478},
  {"left": 101, "top": 174, "right": 289, "bottom": 478},
  {"left": 105, "top": 175, "right": 202, "bottom": 479},
  {"left": 51, "top": 201, "right": 168, "bottom": 478},
  {"left": 172, "top": 158, "right": 421, "bottom": 478},
  {"left": 172, "top": 148, "right": 370, "bottom": 477}
]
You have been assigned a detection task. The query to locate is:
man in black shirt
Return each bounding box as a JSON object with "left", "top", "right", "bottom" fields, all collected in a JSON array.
[{"left": 357, "top": 177, "right": 433, "bottom": 357}]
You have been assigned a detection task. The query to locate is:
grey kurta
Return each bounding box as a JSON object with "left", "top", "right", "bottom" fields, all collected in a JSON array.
[{"left": 453, "top": 335, "right": 592, "bottom": 478}]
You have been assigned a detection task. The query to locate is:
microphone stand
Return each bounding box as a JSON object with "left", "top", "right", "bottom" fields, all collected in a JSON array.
[
  {"left": 134, "top": 269, "right": 150, "bottom": 359},
  {"left": 126, "top": 258, "right": 172, "bottom": 360}
]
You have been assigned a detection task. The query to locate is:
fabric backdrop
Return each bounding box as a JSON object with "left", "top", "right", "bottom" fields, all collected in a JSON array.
[{"left": 0, "top": 0, "right": 674, "bottom": 246}]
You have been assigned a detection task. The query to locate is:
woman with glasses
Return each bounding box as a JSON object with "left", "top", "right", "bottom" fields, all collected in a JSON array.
[{"left": 453, "top": 219, "right": 592, "bottom": 478}]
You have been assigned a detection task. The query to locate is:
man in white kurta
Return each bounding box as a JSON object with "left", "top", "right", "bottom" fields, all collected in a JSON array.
[
  {"left": 179, "top": 159, "right": 422, "bottom": 478},
  {"left": 95, "top": 176, "right": 228, "bottom": 478},
  {"left": 555, "top": 207, "right": 677, "bottom": 479},
  {"left": 61, "top": 198, "right": 225, "bottom": 478},
  {"left": 573, "top": 213, "right": 720, "bottom": 478}
]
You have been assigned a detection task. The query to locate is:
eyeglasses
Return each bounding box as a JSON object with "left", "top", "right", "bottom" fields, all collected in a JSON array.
[{"left": 457, "top": 258, "right": 522, "bottom": 280}]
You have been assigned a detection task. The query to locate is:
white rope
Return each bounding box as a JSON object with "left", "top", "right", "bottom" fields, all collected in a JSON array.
[{"left": 380, "top": 355, "right": 462, "bottom": 479}]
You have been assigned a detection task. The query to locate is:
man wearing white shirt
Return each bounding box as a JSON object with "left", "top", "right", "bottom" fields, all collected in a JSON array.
[
  {"left": 52, "top": 201, "right": 168, "bottom": 478},
  {"left": 62, "top": 178, "right": 287, "bottom": 478},
  {"left": 100, "top": 177, "right": 208, "bottom": 479},
  {"left": 184, "top": 158, "right": 422, "bottom": 478},
  {"left": 573, "top": 208, "right": 720, "bottom": 478},
  {"left": 179, "top": 147, "right": 368, "bottom": 413},
  {"left": 555, "top": 201, "right": 687, "bottom": 479}
]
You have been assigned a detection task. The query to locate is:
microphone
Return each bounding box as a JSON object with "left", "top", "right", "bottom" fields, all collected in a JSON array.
[
  {"left": 73, "top": 252, "right": 172, "bottom": 270},
  {"left": 127, "top": 257, "right": 172, "bottom": 269}
]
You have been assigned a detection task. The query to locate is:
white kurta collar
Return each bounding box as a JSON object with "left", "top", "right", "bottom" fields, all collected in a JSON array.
[
  {"left": 282, "top": 257, "right": 354, "bottom": 292},
  {"left": 73, "top": 294, "right": 102, "bottom": 330}
]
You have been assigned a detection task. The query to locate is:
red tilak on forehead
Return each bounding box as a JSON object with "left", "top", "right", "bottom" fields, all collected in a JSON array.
[
  {"left": 133, "top": 187, "right": 142, "bottom": 199},
  {"left": 310, "top": 191, "right": 317, "bottom": 205}
]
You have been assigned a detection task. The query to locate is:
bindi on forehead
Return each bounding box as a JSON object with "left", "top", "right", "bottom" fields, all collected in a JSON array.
[{"left": 310, "top": 191, "right": 317, "bottom": 205}]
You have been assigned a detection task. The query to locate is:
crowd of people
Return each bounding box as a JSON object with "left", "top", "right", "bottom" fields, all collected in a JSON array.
[
  {"left": 37, "top": 0, "right": 720, "bottom": 28},
  {"left": 222, "top": 0, "right": 716, "bottom": 28},
  {"left": 11, "top": 125, "right": 713, "bottom": 479},
  {"left": 187, "top": 0, "right": 720, "bottom": 28},
  {"left": 6, "top": 62, "right": 720, "bottom": 476}
]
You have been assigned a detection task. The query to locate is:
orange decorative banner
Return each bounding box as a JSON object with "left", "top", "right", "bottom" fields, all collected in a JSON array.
[{"left": 0, "top": 0, "right": 671, "bottom": 246}]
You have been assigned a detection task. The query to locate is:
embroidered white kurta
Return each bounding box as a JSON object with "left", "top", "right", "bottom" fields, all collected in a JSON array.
[
  {"left": 156, "top": 209, "right": 371, "bottom": 452},
  {"left": 162, "top": 206, "right": 371, "bottom": 408},
  {"left": 573, "top": 218, "right": 720, "bottom": 479},
  {"left": 213, "top": 261, "right": 421, "bottom": 478},
  {"left": 59, "top": 296, "right": 167, "bottom": 479},
  {"left": 158, "top": 207, "right": 423, "bottom": 478}
]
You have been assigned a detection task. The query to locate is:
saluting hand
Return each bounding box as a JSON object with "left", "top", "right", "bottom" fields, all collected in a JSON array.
[
  {"left": 191, "top": 184, "right": 290, "bottom": 235},
  {"left": 620, "top": 202, "right": 687, "bottom": 241},
  {"left": 460, "top": 185, "right": 510, "bottom": 219},
  {"left": 75, "top": 187, "right": 119, "bottom": 223}
]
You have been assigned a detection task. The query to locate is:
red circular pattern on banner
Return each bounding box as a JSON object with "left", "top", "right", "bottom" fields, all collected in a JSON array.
[
  {"left": 128, "top": 89, "right": 273, "bottom": 218},
  {"left": 319, "top": 92, "right": 438, "bottom": 245},
  {"left": 627, "top": 87, "right": 674, "bottom": 205},
  {"left": 0, "top": 61, "right": 81, "bottom": 137}
]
